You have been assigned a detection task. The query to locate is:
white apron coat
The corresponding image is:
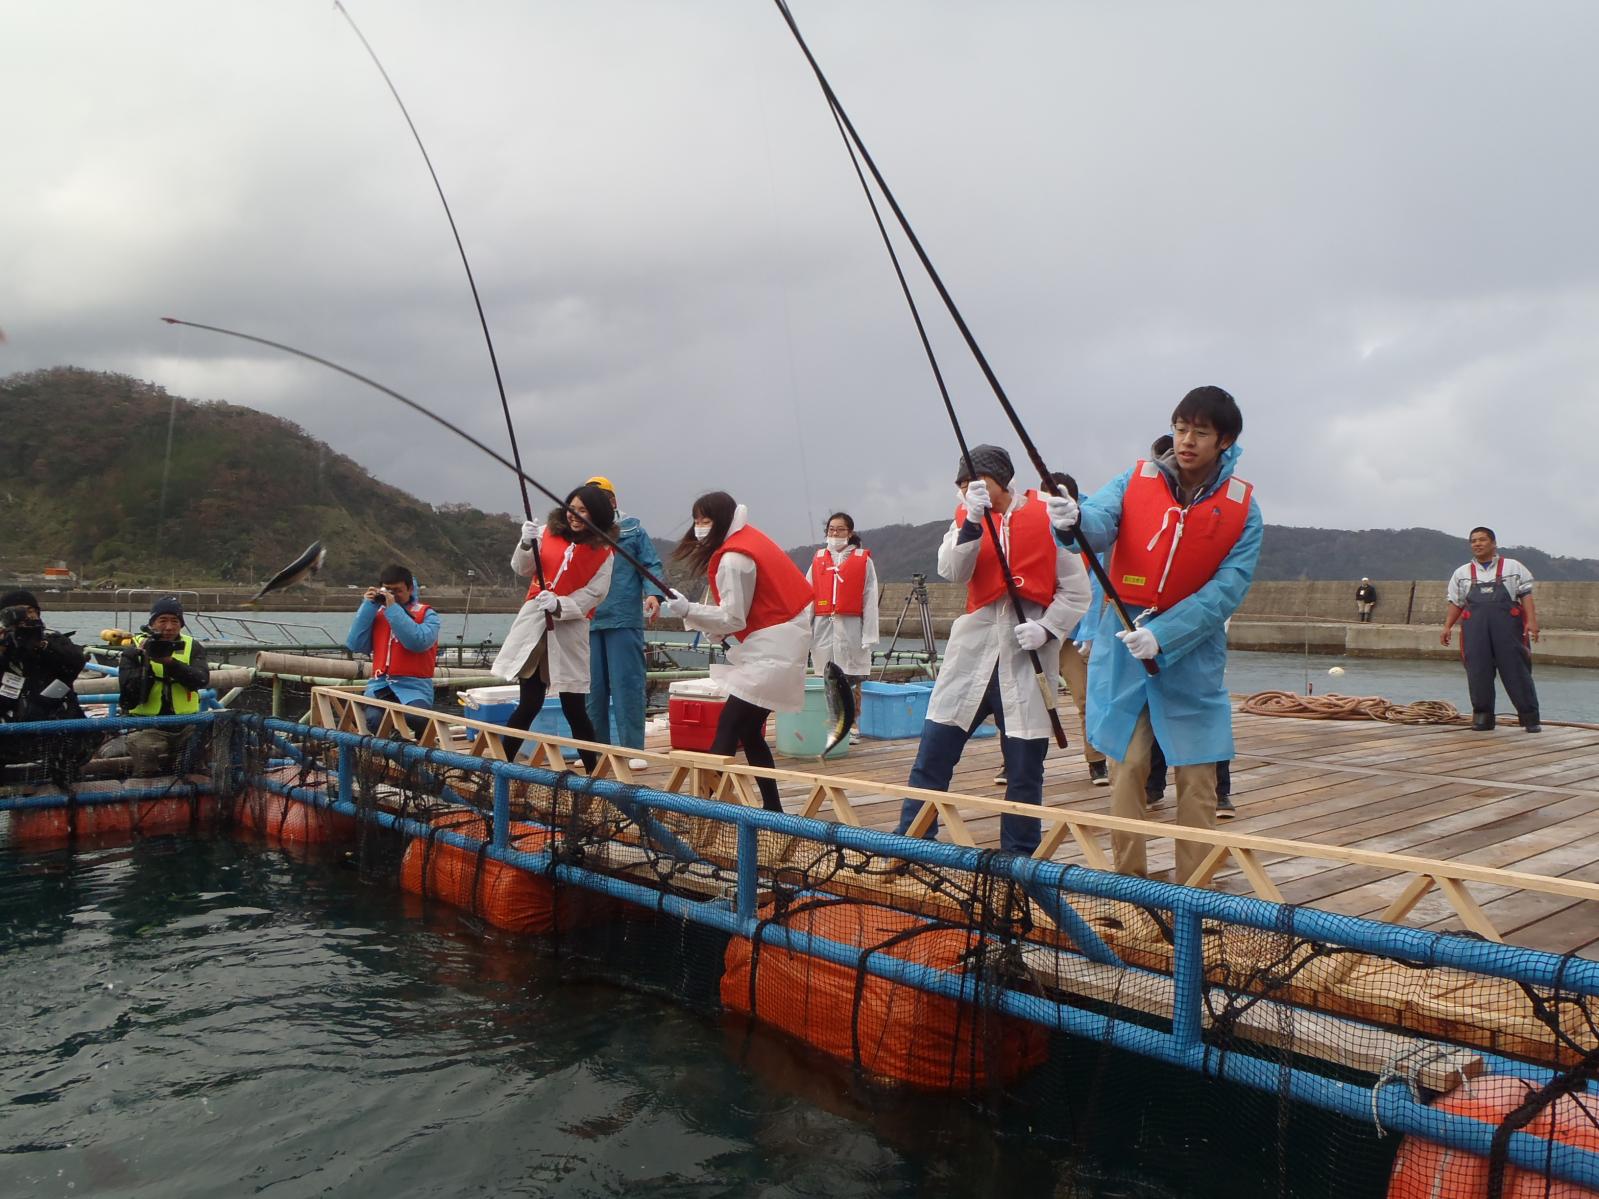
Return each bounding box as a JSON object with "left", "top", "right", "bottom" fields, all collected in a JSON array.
[
  {"left": 492, "top": 534, "right": 614, "bottom": 693},
  {"left": 679, "top": 505, "right": 813, "bottom": 713},
  {"left": 807, "top": 547, "right": 881, "bottom": 679},
  {"left": 925, "top": 491, "right": 1092, "bottom": 741}
]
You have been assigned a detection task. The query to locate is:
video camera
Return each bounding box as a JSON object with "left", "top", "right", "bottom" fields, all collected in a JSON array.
[
  {"left": 138, "top": 625, "right": 181, "bottom": 659},
  {"left": 0, "top": 604, "right": 45, "bottom": 648}
]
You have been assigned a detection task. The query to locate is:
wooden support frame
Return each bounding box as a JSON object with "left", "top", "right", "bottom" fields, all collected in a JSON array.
[{"left": 304, "top": 686, "right": 1599, "bottom": 943}]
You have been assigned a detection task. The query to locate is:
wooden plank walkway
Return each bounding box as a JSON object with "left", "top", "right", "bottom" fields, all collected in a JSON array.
[{"left": 632, "top": 709, "right": 1599, "bottom": 958}]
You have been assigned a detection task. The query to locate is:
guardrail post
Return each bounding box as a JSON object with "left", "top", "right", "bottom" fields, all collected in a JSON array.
[
  {"left": 493, "top": 769, "right": 510, "bottom": 849},
  {"left": 736, "top": 821, "right": 758, "bottom": 922},
  {"left": 1170, "top": 901, "right": 1205, "bottom": 1053}
]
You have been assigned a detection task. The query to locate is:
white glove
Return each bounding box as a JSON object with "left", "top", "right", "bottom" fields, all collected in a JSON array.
[
  {"left": 1014, "top": 620, "right": 1049, "bottom": 652},
  {"left": 662, "top": 590, "right": 691, "bottom": 619},
  {"left": 531, "top": 590, "right": 559, "bottom": 614},
  {"left": 520, "top": 519, "right": 542, "bottom": 545},
  {"left": 1044, "top": 492, "right": 1080, "bottom": 531},
  {"left": 962, "top": 479, "right": 991, "bottom": 515},
  {"left": 1075, "top": 639, "right": 1093, "bottom": 660},
  {"left": 1116, "top": 627, "right": 1160, "bottom": 660}
]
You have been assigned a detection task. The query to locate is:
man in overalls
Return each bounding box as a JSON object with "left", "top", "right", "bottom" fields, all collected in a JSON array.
[{"left": 1440, "top": 527, "right": 1541, "bottom": 732}]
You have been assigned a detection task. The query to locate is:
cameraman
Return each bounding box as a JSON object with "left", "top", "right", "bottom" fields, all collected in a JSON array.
[
  {"left": 1, "top": 589, "right": 90, "bottom": 776},
  {"left": 344, "top": 563, "right": 439, "bottom": 733},
  {"left": 119, "top": 595, "right": 211, "bottom": 775}
]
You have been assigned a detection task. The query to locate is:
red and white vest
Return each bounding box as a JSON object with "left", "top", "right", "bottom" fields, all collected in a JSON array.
[
  {"left": 526, "top": 529, "right": 613, "bottom": 618},
  {"left": 1108, "top": 460, "right": 1252, "bottom": 611},
  {"left": 373, "top": 601, "right": 438, "bottom": 679},
  {"left": 811, "top": 547, "right": 871, "bottom": 616},
  {"left": 956, "top": 490, "right": 1058, "bottom": 613},
  {"left": 709, "top": 525, "right": 813, "bottom": 641}
]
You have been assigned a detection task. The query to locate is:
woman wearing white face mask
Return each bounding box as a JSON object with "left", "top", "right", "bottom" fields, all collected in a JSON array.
[
  {"left": 805, "top": 512, "right": 880, "bottom": 710},
  {"left": 662, "top": 491, "right": 813, "bottom": 812}
]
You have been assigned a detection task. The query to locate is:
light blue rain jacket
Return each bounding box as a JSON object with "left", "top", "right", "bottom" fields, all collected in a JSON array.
[{"left": 1073, "top": 444, "right": 1262, "bottom": 766}]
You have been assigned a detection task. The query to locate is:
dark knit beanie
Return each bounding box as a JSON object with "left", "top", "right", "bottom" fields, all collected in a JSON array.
[
  {"left": 0, "top": 589, "right": 40, "bottom": 613},
  {"left": 955, "top": 444, "right": 1014, "bottom": 488},
  {"left": 148, "top": 594, "right": 186, "bottom": 625}
]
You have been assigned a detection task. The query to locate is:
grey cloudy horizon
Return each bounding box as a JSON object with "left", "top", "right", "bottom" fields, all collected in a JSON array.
[{"left": 6, "top": 1, "right": 1598, "bottom": 558}]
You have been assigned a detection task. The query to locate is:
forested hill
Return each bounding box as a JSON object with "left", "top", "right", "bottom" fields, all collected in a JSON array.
[
  {"left": 0, "top": 368, "right": 519, "bottom": 588},
  {"left": 765, "top": 522, "right": 1599, "bottom": 584},
  {"left": 7, "top": 368, "right": 1596, "bottom": 589}
]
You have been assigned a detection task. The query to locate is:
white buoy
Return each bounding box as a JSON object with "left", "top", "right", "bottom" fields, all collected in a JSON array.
[{"left": 1328, "top": 666, "right": 1346, "bottom": 677}]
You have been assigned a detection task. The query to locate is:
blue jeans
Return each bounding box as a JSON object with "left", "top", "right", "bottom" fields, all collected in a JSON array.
[
  {"left": 895, "top": 670, "right": 1047, "bottom": 855},
  {"left": 588, "top": 626, "right": 646, "bottom": 750}
]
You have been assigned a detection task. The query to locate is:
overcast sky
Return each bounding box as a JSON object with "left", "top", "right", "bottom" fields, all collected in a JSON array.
[{"left": 5, "top": 2, "right": 1598, "bottom": 557}]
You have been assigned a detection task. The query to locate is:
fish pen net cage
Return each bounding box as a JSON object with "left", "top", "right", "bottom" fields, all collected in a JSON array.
[
  {"left": 228, "top": 716, "right": 1599, "bottom": 1196},
  {"left": 7, "top": 707, "right": 1599, "bottom": 1198}
]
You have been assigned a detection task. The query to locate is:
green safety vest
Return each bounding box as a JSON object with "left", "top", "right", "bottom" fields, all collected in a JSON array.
[{"left": 129, "top": 633, "right": 200, "bottom": 716}]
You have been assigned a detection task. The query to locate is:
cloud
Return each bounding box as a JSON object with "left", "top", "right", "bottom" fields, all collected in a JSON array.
[{"left": 5, "top": 0, "right": 1598, "bottom": 558}]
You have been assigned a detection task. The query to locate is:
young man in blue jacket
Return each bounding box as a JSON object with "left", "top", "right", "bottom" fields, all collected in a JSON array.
[
  {"left": 1045, "top": 387, "right": 1262, "bottom": 884},
  {"left": 344, "top": 563, "right": 441, "bottom": 733},
  {"left": 582, "top": 476, "right": 666, "bottom": 756}
]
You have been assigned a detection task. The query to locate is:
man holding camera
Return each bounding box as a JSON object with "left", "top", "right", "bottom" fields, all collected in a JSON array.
[
  {"left": 1, "top": 589, "right": 92, "bottom": 778},
  {"left": 119, "top": 594, "right": 211, "bottom": 775},
  {"left": 344, "top": 563, "right": 440, "bottom": 733}
]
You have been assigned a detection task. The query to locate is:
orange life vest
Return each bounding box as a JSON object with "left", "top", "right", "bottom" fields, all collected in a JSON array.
[
  {"left": 1107, "top": 460, "right": 1252, "bottom": 611},
  {"left": 709, "top": 525, "right": 813, "bottom": 641},
  {"left": 957, "top": 491, "right": 1058, "bottom": 613},
  {"left": 524, "top": 529, "right": 613, "bottom": 618},
  {"left": 811, "top": 548, "right": 871, "bottom": 616},
  {"left": 373, "top": 601, "right": 438, "bottom": 679}
]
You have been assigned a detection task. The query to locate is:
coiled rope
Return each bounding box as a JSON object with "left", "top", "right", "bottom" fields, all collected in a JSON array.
[{"left": 1240, "top": 690, "right": 1468, "bottom": 726}]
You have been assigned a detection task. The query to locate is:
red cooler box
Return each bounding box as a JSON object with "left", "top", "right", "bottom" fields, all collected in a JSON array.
[{"left": 668, "top": 678, "right": 729, "bottom": 751}]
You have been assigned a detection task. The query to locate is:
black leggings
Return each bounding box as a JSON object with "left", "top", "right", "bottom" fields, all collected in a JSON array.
[
  {"left": 505, "top": 676, "right": 599, "bottom": 772},
  {"left": 710, "top": 694, "right": 781, "bottom": 812}
]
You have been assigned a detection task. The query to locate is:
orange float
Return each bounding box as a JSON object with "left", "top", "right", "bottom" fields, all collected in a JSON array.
[
  {"left": 233, "top": 789, "right": 358, "bottom": 845},
  {"left": 8, "top": 791, "right": 215, "bottom": 845},
  {"left": 722, "top": 898, "right": 1048, "bottom": 1091},
  {"left": 1388, "top": 1074, "right": 1599, "bottom": 1198},
  {"left": 400, "top": 819, "right": 594, "bottom": 936}
]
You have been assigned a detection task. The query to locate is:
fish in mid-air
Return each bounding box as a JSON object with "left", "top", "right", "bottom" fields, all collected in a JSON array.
[
  {"left": 250, "top": 541, "right": 326, "bottom": 603},
  {"left": 820, "top": 661, "right": 855, "bottom": 759}
]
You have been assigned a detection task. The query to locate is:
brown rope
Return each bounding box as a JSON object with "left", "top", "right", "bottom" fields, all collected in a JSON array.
[{"left": 1240, "top": 690, "right": 1468, "bottom": 726}]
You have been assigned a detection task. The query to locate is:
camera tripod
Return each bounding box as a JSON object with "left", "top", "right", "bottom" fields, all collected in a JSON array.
[{"left": 876, "top": 572, "right": 939, "bottom": 678}]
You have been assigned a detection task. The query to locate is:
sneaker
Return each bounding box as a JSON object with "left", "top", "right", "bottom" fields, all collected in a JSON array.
[
  {"left": 627, "top": 757, "right": 649, "bottom": 770},
  {"left": 1145, "top": 789, "right": 1165, "bottom": 808},
  {"left": 1088, "top": 761, "right": 1109, "bottom": 786},
  {"left": 994, "top": 769, "right": 1008, "bottom": 786},
  {"left": 1216, "top": 796, "right": 1236, "bottom": 820}
]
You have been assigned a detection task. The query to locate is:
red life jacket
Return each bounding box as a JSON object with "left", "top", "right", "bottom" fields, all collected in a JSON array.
[
  {"left": 811, "top": 547, "right": 871, "bottom": 616},
  {"left": 524, "top": 529, "right": 613, "bottom": 618},
  {"left": 709, "top": 525, "right": 813, "bottom": 641},
  {"left": 957, "top": 491, "right": 1058, "bottom": 613},
  {"left": 373, "top": 601, "right": 438, "bottom": 679},
  {"left": 1108, "top": 460, "right": 1252, "bottom": 611}
]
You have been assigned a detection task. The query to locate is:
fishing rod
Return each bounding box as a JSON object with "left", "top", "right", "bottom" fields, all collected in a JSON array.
[
  {"left": 770, "top": 0, "right": 1156, "bottom": 676},
  {"left": 811, "top": 78, "right": 1067, "bottom": 747},
  {"left": 160, "top": 318, "right": 676, "bottom": 599},
  {"left": 332, "top": 1, "right": 544, "bottom": 589}
]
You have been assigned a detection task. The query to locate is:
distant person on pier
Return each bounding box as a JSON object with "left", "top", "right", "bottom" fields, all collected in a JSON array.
[
  {"left": 495, "top": 484, "right": 616, "bottom": 771},
  {"left": 344, "top": 563, "right": 441, "bottom": 734},
  {"left": 119, "top": 594, "right": 211, "bottom": 775},
  {"left": 0, "top": 590, "right": 94, "bottom": 780},
  {"left": 580, "top": 476, "right": 665, "bottom": 764},
  {"left": 663, "top": 491, "right": 813, "bottom": 813},
  {"left": 1441, "top": 527, "right": 1540, "bottom": 733},
  {"left": 1051, "top": 387, "right": 1261, "bottom": 884},
  {"left": 1355, "top": 578, "right": 1378, "bottom": 622},
  {"left": 806, "top": 511, "right": 880, "bottom": 724},
  {"left": 893, "top": 445, "right": 1091, "bottom": 855}
]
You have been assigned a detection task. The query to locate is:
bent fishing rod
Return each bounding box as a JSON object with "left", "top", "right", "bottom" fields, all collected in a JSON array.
[
  {"left": 771, "top": 0, "right": 1156, "bottom": 675},
  {"left": 333, "top": 1, "right": 544, "bottom": 589},
  {"left": 160, "top": 318, "right": 676, "bottom": 598},
  {"left": 811, "top": 81, "right": 1067, "bottom": 746}
]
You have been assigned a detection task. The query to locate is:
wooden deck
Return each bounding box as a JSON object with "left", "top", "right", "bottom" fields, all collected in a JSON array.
[{"left": 644, "top": 709, "right": 1599, "bottom": 958}]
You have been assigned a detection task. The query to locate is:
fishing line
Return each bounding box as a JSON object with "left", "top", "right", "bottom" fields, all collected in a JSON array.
[
  {"left": 161, "top": 318, "right": 676, "bottom": 597},
  {"left": 770, "top": 0, "right": 1155, "bottom": 674},
  {"left": 332, "top": 1, "right": 543, "bottom": 589}
]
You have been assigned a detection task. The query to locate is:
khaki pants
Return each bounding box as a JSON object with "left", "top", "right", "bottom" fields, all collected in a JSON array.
[
  {"left": 1110, "top": 708, "right": 1217, "bottom": 883},
  {"left": 1057, "top": 642, "right": 1105, "bottom": 765}
]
